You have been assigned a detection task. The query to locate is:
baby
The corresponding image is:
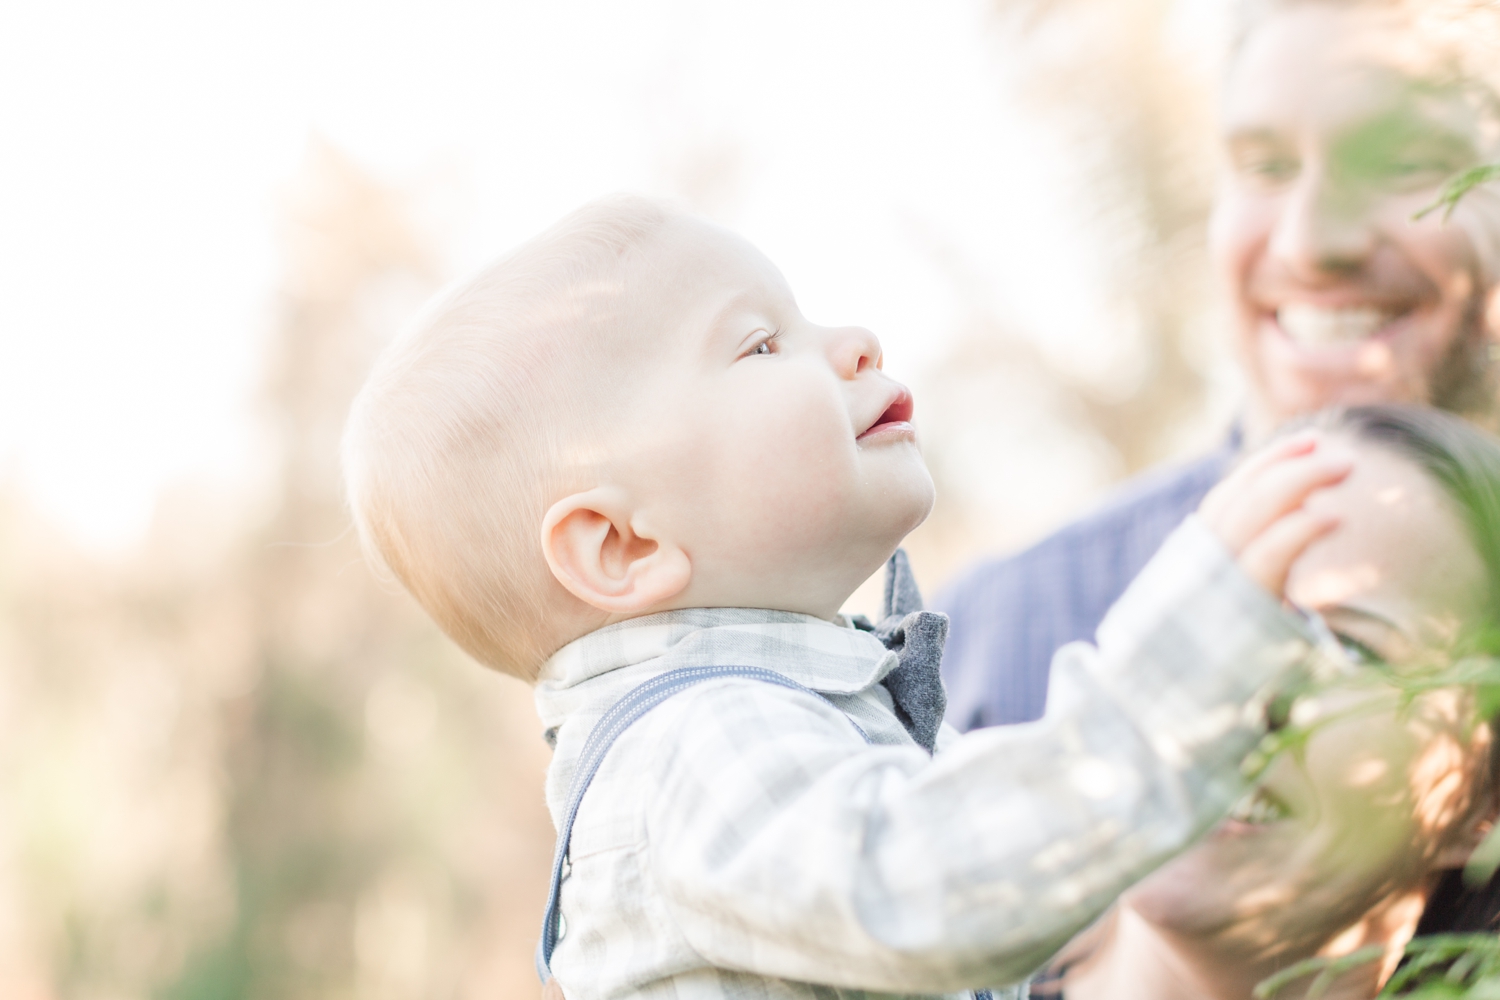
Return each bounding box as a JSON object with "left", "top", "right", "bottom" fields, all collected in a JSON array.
[{"left": 342, "top": 196, "right": 1351, "bottom": 999}]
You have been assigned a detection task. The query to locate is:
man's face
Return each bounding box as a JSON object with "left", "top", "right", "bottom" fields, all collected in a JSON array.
[
  {"left": 605, "top": 217, "right": 935, "bottom": 618},
  {"left": 1211, "top": 3, "right": 1500, "bottom": 436}
]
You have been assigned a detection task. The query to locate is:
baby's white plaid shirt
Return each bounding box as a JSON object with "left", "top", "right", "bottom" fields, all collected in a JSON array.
[{"left": 532, "top": 516, "right": 1314, "bottom": 1000}]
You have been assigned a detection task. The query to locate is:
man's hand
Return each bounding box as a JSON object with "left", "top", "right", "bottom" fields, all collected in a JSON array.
[{"left": 1198, "top": 432, "right": 1353, "bottom": 598}]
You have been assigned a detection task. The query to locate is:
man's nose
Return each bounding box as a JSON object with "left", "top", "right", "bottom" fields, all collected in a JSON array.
[
  {"left": 1269, "top": 166, "right": 1376, "bottom": 276},
  {"left": 824, "top": 325, "right": 882, "bottom": 379}
]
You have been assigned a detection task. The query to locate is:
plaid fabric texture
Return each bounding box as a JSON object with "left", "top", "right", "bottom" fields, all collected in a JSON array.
[{"left": 532, "top": 516, "right": 1312, "bottom": 1000}]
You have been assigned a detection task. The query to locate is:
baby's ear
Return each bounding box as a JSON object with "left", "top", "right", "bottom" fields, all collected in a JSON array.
[{"left": 541, "top": 488, "right": 691, "bottom": 614}]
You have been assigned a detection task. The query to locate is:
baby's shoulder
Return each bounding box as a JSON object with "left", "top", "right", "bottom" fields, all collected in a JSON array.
[{"left": 558, "top": 667, "right": 870, "bottom": 790}]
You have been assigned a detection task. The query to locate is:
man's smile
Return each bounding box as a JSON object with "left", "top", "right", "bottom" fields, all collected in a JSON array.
[
  {"left": 1275, "top": 303, "right": 1407, "bottom": 347},
  {"left": 1251, "top": 275, "right": 1435, "bottom": 353}
]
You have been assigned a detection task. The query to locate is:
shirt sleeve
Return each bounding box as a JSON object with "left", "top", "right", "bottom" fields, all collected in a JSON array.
[
  {"left": 642, "top": 516, "right": 1313, "bottom": 993},
  {"left": 935, "top": 445, "right": 1231, "bottom": 731}
]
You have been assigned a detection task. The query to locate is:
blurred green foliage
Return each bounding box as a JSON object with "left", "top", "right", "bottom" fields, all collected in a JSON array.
[{"left": 1257, "top": 934, "right": 1500, "bottom": 998}]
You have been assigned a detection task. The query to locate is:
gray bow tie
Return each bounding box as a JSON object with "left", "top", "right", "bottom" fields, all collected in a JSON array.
[{"left": 851, "top": 548, "right": 948, "bottom": 753}]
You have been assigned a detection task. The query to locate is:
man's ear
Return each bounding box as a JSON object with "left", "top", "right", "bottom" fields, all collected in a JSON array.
[{"left": 541, "top": 488, "right": 691, "bottom": 614}]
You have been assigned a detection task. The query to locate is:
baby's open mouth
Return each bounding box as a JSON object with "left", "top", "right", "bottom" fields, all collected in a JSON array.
[
  {"left": 859, "top": 390, "right": 915, "bottom": 439},
  {"left": 1276, "top": 304, "right": 1406, "bottom": 347},
  {"left": 1226, "top": 786, "right": 1291, "bottom": 826}
]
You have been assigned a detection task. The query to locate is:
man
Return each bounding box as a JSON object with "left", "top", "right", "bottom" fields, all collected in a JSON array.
[{"left": 938, "top": 0, "right": 1500, "bottom": 729}]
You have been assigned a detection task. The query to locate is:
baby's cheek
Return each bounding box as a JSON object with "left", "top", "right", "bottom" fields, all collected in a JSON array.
[
  {"left": 681, "top": 370, "right": 865, "bottom": 553},
  {"left": 695, "top": 427, "right": 851, "bottom": 545},
  {"left": 758, "top": 441, "right": 858, "bottom": 540}
]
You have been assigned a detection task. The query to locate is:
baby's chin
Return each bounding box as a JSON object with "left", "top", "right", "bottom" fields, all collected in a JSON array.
[
  {"left": 866, "top": 450, "right": 937, "bottom": 530},
  {"left": 796, "top": 450, "right": 933, "bottom": 558},
  {"left": 849, "top": 484, "right": 936, "bottom": 566}
]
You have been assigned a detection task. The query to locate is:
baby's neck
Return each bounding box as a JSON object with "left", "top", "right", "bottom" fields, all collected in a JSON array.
[{"left": 1063, "top": 892, "right": 1426, "bottom": 1000}]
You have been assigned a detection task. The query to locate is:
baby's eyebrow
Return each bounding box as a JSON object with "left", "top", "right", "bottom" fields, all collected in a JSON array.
[{"left": 702, "top": 291, "right": 772, "bottom": 351}]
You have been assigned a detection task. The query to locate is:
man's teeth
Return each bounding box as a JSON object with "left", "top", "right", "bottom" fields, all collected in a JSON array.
[
  {"left": 1228, "top": 789, "right": 1288, "bottom": 825},
  {"left": 1277, "top": 305, "right": 1391, "bottom": 345}
]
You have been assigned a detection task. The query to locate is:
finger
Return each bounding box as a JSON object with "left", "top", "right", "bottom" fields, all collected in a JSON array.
[
  {"left": 1200, "top": 432, "right": 1319, "bottom": 522},
  {"left": 1209, "top": 450, "right": 1353, "bottom": 552},
  {"left": 1220, "top": 448, "right": 1353, "bottom": 543},
  {"left": 1238, "top": 509, "right": 1341, "bottom": 597}
]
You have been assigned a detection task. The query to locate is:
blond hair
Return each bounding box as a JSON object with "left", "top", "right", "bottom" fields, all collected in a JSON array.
[{"left": 342, "top": 195, "right": 673, "bottom": 679}]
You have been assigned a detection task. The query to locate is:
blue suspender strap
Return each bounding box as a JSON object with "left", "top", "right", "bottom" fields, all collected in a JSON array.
[
  {"left": 535, "top": 664, "right": 867, "bottom": 983},
  {"left": 534, "top": 662, "right": 995, "bottom": 1000}
]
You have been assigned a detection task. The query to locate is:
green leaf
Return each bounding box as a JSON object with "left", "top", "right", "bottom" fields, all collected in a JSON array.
[
  {"left": 1257, "top": 956, "right": 1332, "bottom": 998},
  {"left": 1464, "top": 976, "right": 1500, "bottom": 999},
  {"left": 1379, "top": 936, "right": 1500, "bottom": 996},
  {"left": 1257, "top": 946, "right": 1387, "bottom": 998},
  {"left": 1414, "top": 164, "right": 1500, "bottom": 221}
]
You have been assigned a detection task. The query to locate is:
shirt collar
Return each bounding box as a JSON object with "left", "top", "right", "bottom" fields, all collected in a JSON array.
[{"left": 537, "top": 607, "right": 899, "bottom": 702}]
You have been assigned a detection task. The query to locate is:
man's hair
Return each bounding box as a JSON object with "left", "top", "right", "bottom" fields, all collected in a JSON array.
[
  {"left": 342, "top": 195, "right": 673, "bottom": 679},
  {"left": 1231, "top": 0, "right": 1500, "bottom": 104}
]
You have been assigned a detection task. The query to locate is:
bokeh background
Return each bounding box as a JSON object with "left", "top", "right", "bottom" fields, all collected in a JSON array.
[{"left": 0, "top": 1, "right": 1241, "bottom": 996}]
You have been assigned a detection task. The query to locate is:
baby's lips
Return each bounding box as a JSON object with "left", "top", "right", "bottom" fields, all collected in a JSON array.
[
  {"left": 858, "top": 385, "right": 915, "bottom": 438},
  {"left": 883, "top": 387, "right": 915, "bottom": 425}
]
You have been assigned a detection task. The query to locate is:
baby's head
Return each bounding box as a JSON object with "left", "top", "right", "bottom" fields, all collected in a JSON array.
[{"left": 343, "top": 196, "right": 934, "bottom": 680}]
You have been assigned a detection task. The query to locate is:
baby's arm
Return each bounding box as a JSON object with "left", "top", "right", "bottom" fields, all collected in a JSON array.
[{"left": 636, "top": 436, "right": 1347, "bottom": 993}]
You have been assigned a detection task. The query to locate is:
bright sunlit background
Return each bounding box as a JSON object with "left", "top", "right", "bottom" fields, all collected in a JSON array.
[
  {"left": 0, "top": 1, "right": 1238, "bottom": 997},
  {"left": 1, "top": 0, "right": 1230, "bottom": 551}
]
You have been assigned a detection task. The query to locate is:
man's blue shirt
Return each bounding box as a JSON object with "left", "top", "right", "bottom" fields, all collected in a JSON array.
[{"left": 934, "top": 435, "right": 1240, "bottom": 730}]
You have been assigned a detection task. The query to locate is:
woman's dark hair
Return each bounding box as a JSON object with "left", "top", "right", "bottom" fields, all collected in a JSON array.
[{"left": 1315, "top": 405, "right": 1500, "bottom": 932}]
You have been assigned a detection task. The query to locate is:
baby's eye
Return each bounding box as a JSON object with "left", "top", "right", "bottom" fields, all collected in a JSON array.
[{"left": 741, "top": 332, "right": 779, "bottom": 358}]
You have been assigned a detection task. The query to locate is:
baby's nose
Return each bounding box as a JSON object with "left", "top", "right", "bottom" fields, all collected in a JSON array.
[{"left": 825, "top": 325, "right": 882, "bottom": 378}]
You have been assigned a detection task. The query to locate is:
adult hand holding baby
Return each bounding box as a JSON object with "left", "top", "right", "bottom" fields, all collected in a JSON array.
[{"left": 1197, "top": 433, "right": 1354, "bottom": 598}]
